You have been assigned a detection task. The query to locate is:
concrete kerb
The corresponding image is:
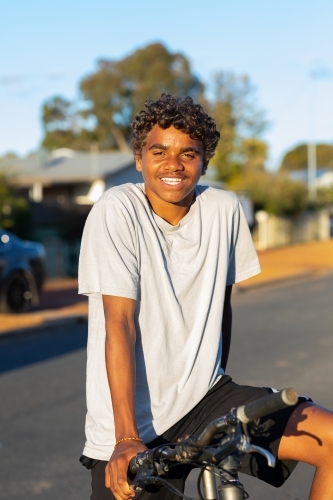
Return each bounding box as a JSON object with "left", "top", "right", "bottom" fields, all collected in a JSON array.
[
  {"left": 1, "top": 239, "right": 333, "bottom": 338},
  {"left": 0, "top": 314, "right": 87, "bottom": 340},
  {"left": 0, "top": 272, "right": 324, "bottom": 338}
]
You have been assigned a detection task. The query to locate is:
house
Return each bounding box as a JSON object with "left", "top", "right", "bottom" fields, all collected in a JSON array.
[
  {"left": 1, "top": 149, "right": 229, "bottom": 277},
  {"left": 288, "top": 168, "right": 333, "bottom": 189},
  {"left": 0, "top": 149, "right": 143, "bottom": 276},
  {"left": 7, "top": 148, "right": 142, "bottom": 205},
  {"left": 6, "top": 148, "right": 228, "bottom": 204}
]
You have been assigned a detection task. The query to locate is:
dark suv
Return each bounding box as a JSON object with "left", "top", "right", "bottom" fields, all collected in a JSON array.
[{"left": 0, "top": 229, "right": 46, "bottom": 313}]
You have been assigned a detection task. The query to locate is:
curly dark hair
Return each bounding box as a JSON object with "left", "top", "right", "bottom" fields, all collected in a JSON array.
[{"left": 130, "top": 93, "right": 220, "bottom": 165}]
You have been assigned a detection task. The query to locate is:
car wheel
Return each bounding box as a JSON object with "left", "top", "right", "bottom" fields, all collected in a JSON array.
[{"left": 0, "top": 273, "right": 34, "bottom": 313}]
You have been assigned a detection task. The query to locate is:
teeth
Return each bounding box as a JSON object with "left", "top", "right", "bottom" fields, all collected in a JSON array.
[{"left": 161, "top": 178, "right": 183, "bottom": 185}]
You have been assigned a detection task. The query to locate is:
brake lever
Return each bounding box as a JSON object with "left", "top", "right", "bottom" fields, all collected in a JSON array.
[{"left": 238, "top": 435, "right": 276, "bottom": 468}]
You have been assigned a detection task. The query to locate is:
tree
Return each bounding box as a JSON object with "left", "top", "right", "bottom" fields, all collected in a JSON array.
[
  {"left": 41, "top": 95, "right": 100, "bottom": 150},
  {"left": 208, "top": 72, "right": 267, "bottom": 182},
  {"left": 41, "top": 43, "right": 204, "bottom": 152},
  {"left": 241, "top": 138, "right": 268, "bottom": 171},
  {"left": 317, "top": 186, "right": 333, "bottom": 207},
  {"left": 229, "top": 169, "right": 308, "bottom": 216},
  {"left": 40, "top": 43, "right": 268, "bottom": 185},
  {"left": 280, "top": 143, "right": 333, "bottom": 171}
]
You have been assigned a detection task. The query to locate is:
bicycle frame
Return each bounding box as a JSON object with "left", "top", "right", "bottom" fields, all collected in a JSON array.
[
  {"left": 201, "top": 456, "right": 245, "bottom": 500},
  {"left": 201, "top": 467, "right": 218, "bottom": 499}
]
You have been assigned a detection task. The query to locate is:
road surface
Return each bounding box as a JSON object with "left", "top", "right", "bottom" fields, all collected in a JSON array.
[{"left": 0, "top": 274, "right": 332, "bottom": 500}]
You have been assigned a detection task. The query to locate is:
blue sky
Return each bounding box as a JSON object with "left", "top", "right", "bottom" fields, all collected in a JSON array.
[{"left": 1, "top": 0, "right": 333, "bottom": 169}]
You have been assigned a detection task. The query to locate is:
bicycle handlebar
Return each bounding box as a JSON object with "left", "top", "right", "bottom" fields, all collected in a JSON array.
[
  {"left": 237, "top": 388, "right": 298, "bottom": 423},
  {"left": 129, "top": 388, "right": 298, "bottom": 474}
]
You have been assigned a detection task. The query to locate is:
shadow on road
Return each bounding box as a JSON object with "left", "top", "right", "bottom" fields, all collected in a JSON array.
[{"left": 0, "top": 324, "right": 87, "bottom": 374}]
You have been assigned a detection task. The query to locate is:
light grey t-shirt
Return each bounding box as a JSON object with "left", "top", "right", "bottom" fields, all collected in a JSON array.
[{"left": 79, "top": 183, "right": 260, "bottom": 460}]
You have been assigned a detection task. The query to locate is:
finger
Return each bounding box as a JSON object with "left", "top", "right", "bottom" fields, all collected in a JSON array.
[
  {"left": 115, "top": 458, "right": 135, "bottom": 498},
  {"left": 105, "top": 463, "right": 111, "bottom": 489},
  {"left": 108, "top": 457, "right": 133, "bottom": 500},
  {"left": 109, "top": 460, "right": 123, "bottom": 499},
  {"left": 113, "top": 488, "right": 129, "bottom": 500},
  {"left": 106, "top": 463, "right": 123, "bottom": 500},
  {"left": 113, "top": 489, "right": 127, "bottom": 500}
]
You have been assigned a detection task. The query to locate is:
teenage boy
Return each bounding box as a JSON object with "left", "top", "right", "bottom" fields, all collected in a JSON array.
[{"left": 79, "top": 93, "right": 333, "bottom": 500}]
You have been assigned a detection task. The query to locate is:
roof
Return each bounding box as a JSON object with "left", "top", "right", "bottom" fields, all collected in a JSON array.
[
  {"left": 1, "top": 149, "right": 135, "bottom": 187},
  {"left": 289, "top": 168, "right": 333, "bottom": 183}
]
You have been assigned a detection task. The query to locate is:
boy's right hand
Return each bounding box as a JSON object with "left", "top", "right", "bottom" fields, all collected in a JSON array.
[{"left": 105, "top": 440, "right": 148, "bottom": 500}]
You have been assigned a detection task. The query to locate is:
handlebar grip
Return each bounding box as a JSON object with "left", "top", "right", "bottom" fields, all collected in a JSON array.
[
  {"left": 237, "top": 388, "right": 298, "bottom": 423},
  {"left": 129, "top": 456, "right": 139, "bottom": 475}
]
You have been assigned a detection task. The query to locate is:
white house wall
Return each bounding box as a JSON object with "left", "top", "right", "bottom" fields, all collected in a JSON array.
[{"left": 316, "top": 172, "right": 333, "bottom": 188}]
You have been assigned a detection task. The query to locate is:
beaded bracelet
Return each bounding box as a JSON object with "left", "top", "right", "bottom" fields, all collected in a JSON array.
[{"left": 114, "top": 437, "right": 143, "bottom": 448}]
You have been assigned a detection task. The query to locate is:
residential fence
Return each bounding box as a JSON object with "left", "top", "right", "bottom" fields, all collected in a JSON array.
[
  {"left": 42, "top": 239, "right": 81, "bottom": 278},
  {"left": 40, "top": 210, "right": 331, "bottom": 278},
  {"left": 253, "top": 209, "right": 330, "bottom": 251}
]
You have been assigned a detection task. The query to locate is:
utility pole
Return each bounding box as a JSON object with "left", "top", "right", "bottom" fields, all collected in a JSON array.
[
  {"left": 307, "top": 64, "right": 331, "bottom": 204},
  {"left": 307, "top": 141, "right": 317, "bottom": 204},
  {"left": 307, "top": 72, "right": 317, "bottom": 204}
]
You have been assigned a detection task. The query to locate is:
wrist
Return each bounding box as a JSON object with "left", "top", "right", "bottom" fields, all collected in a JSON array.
[
  {"left": 114, "top": 437, "right": 143, "bottom": 448},
  {"left": 115, "top": 423, "right": 139, "bottom": 442}
]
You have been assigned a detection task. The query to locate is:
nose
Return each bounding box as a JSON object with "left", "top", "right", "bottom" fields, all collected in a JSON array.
[{"left": 164, "top": 155, "right": 184, "bottom": 171}]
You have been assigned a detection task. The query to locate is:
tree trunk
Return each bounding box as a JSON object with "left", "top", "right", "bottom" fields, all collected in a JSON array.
[{"left": 110, "top": 126, "right": 131, "bottom": 152}]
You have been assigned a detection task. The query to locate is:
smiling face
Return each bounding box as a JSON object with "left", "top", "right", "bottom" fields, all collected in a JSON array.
[{"left": 135, "top": 125, "right": 206, "bottom": 224}]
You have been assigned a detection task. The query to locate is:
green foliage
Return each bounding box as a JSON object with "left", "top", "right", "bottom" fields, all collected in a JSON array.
[
  {"left": 241, "top": 138, "right": 268, "bottom": 171},
  {"left": 0, "top": 170, "right": 31, "bottom": 238},
  {"left": 317, "top": 186, "right": 333, "bottom": 206},
  {"left": 1, "top": 152, "right": 18, "bottom": 160},
  {"left": 208, "top": 72, "right": 267, "bottom": 182},
  {"left": 42, "top": 96, "right": 72, "bottom": 127},
  {"left": 41, "top": 43, "right": 204, "bottom": 152},
  {"left": 280, "top": 143, "right": 333, "bottom": 171},
  {"left": 229, "top": 170, "right": 308, "bottom": 216},
  {"left": 40, "top": 43, "right": 270, "bottom": 191},
  {"left": 41, "top": 128, "right": 99, "bottom": 151},
  {"left": 41, "top": 95, "right": 98, "bottom": 150},
  {"left": 40, "top": 43, "right": 266, "bottom": 181},
  {"left": 80, "top": 42, "right": 204, "bottom": 150}
]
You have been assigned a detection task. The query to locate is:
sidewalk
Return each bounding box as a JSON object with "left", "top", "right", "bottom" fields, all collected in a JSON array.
[
  {"left": 239, "top": 239, "right": 333, "bottom": 289},
  {"left": 1, "top": 240, "right": 333, "bottom": 336}
]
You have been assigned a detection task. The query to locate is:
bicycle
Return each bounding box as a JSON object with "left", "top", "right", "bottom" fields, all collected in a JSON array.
[{"left": 129, "top": 388, "right": 298, "bottom": 500}]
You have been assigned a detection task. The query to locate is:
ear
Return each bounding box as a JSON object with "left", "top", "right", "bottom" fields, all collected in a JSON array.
[
  {"left": 135, "top": 154, "right": 143, "bottom": 172},
  {"left": 201, "top": 162, "right": 208, "bottom": 175}
]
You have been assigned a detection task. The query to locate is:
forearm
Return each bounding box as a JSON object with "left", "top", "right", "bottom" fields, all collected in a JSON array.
[
  {"left": 103, "top": 296, "right": 139, "bottom": 440},
  {"left": 106, "top": 325, "right": 138, "bottom": 439},
  {"left": 103, "top": 295, "right": 146, "bottom": 500}
]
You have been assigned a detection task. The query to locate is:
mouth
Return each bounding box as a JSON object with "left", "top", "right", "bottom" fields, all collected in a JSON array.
[{"left": 160, "top": 177, "right": 185, "bottom": 186}]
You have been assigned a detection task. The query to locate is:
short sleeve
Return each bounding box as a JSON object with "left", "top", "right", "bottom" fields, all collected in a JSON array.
[
  {"left": 78, "top": 198, "right": 139, "bottom": 299},
  {"left": 226, "top": 202, "right": 261, "bottom": 286}
]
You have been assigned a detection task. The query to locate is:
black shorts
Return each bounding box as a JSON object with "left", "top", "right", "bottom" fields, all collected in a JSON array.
[{"left": 81, "top": 375, "right": 310, "bottom": 500}]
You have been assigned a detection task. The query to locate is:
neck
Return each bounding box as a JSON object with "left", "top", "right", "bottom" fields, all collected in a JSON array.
[{"left": 145, "top": 190, "right": 195, "bottom": 226}]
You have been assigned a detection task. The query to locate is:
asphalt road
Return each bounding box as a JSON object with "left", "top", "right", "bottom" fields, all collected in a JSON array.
[
  {"left": 0, "top": 273, "right": 332, "bottom": 500},
  {"left": 187, "top": 273, "right": 333, "bottom": 500}
]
